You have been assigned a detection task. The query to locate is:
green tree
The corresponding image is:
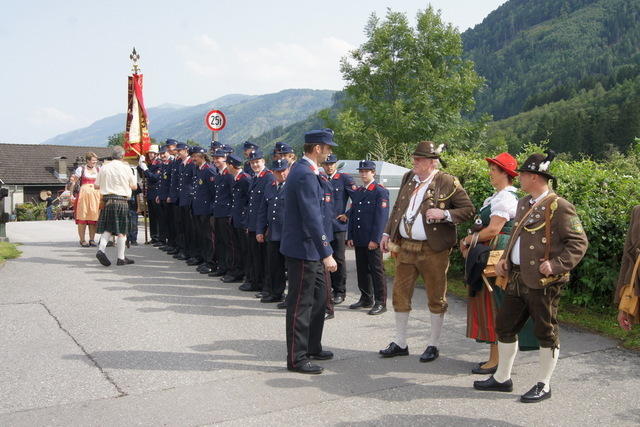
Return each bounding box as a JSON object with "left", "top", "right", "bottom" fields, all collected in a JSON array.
[
  {"left": 332, "top": 6, "right": 484, "bottom": 163},
  {"left": 107, "top": 132, "right": 124, "bottom": 147}
]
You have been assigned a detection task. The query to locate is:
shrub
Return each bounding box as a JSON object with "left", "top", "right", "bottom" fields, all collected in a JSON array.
[{"left": 15, "top": 202, "right": 47, "bottom": 221}]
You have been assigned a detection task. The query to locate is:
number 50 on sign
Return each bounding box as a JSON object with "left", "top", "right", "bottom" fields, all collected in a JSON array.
[{"left": 205, "top": 110, "right": 226, "bottom": 131}]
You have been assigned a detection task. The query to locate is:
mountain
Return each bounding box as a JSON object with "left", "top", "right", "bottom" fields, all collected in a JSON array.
[{"left": 42, "top": 89, "right": 335, "bottom": 147}]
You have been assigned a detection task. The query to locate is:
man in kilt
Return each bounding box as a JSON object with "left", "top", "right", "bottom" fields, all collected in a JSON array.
[{"left": 95, "top": 146, "right": 139, "bottom": 267}]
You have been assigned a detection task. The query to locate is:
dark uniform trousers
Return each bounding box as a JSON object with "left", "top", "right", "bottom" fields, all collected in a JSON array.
[
  {"left": 266, "top": 240, "right": 286, "bottom": 297},
  {"left": 208, "top": 217, "right": 217, "bottom": 268},
  {"left": 195, "top": 215, "right": 213, "bottom": 263},
  {"left": 177, "top": 206, "right": 193, "bottom": 257},
  {"left": 248, "top": 231, "right": 267, "bottom": 290},
  {"left": 214, "top": 217, "right": 232, "bottom": 273},
  {"left": 188, "top": 210, "right": 199, "bottom": 259},
  {"left": 160, "top": 201, "right": 177, "bottom": 247},
  {"left": 329, "top": 231, "right": 347, "bottom": 296},
  {"left": 495, "top": 267, "right": 561, "bottom": 349},
  {"left": 172, "top": 205, "right": 184, "bottom": 251},
  {"left": 147, "top": 199, "right": 160, "bottom": 240},
  {"left": 229, "top": 227, "right": 248, "bottom": 279},
  {"left": 285, "top": 257, "right": 327, "bottom": 368},
  {"left": 354, "top": 246, "right": 387, "bottom": 305}
]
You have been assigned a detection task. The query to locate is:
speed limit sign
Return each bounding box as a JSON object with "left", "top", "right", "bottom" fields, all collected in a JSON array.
[{"left": 205, "top": 110, "right": 226, "bottom": 131}]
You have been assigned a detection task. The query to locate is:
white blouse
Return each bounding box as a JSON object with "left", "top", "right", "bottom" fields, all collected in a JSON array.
[
  {"left": 74, "top": 166, "right": 98, "bottom": 178},
  {"left": 480, "top": 185, "right": 518, "bottom": 221}
]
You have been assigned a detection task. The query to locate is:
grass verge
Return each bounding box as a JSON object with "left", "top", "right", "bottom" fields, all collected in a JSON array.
[
  {"left": 384, "top": 257, "right": 640, "bottom": 351},
  {"left": 0, "top": 241, "right": 22, "bottom": 264}
]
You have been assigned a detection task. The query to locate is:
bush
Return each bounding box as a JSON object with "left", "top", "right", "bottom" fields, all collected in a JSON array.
[
  {"left": 442, "top": 142, "right": 640, "bottom": 309},
  {"left": 15, "top": 202, "right": 47, "bottom": 221}
]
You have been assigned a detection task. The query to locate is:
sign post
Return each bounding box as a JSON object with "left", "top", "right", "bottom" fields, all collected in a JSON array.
[{"left": 205, "top": 109, "right": 227, "bottom": 146}]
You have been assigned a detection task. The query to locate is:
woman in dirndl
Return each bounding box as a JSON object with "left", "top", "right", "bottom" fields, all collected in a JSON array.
[
  {"left": 460, "top": 153, "right": 539, "bottom": 375},
  {"left": 71, "top": 152, "right": 102, "bottom": 246}
]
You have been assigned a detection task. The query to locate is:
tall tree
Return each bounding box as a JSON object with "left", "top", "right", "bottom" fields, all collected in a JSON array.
[{"left": 332, "top": 7, "right": 484, "bottom": 162}]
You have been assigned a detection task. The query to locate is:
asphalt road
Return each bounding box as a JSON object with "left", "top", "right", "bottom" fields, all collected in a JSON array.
[{"left": 1, "top": 220, "right": 638, "bottom": 426}]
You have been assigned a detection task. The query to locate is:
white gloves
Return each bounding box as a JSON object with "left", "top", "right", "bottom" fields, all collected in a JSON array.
[{"left": 138, "top": 156, "right": 148, "bottom": 171}]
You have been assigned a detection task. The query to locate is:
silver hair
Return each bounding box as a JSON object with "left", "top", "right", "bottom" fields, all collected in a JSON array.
[{"left": 111, "top": 146, "right": 125, "bottom": 160}]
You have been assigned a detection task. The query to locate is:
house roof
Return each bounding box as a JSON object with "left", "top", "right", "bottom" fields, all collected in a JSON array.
[{"left": 0, "top": 144, "right": 114, "bottom": 185}]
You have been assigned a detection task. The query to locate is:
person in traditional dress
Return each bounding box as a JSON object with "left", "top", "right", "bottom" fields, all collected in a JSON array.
[
  {"left": 460, "top": 153, "right": 539, "bottom": 376},
  {"left": 70, "top": 152, "right": 102, "bottom": 247},
  {"left": 616, "top": 205, "right": 640, "bottom": 330}
]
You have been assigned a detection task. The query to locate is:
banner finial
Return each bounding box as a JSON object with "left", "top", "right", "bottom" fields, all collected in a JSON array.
[{"left": 129, "top": 47, "right": 141, "bottom": 74}]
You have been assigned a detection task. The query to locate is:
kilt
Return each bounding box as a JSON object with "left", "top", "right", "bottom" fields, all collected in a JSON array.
[{"left": 97, "top": 195, "right": 130, "bottom": 235}]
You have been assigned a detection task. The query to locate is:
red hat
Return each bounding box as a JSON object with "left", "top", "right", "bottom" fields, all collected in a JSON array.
[{"left": 485, "top": 152, "right": 518, "bottom": 177}]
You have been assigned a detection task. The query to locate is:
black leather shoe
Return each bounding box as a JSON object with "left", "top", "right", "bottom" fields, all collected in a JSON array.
[
  {"left": 520, "top": 382, "right": 551, "bottom": 403},
  {"left": 277, "top": 301, "right": 287, "bottom": 309},
  {"left": 152, "top": 241, "right": 164, "bottom": 247},
  {"left": 419, "top": 346, "right": 439, "bottom": 362},
  {"left": 349, "top": 300, "right": 373, "bottom": 309},
  {"left": 368, "top": 304, "right": 387, "bottom": 315},
  {"left": 239, "top": 283, "right": 260, "bottom": 292},
  {"left": 116, "top": 257, "right": 135, "bottom": 266},
  {"left": 473, "top": 376, "right": 513, "bottom": 392},
  {"left": 255, "top": 291, "right": 268, "bottom": 299},
  {"left": 159, "top": 245, "right": 171, "bottom": 251},
  {"left": 333, "top": 294, "right": 345, "bottom": 305},
  {"left": 96, "top": 250, "right": 111, "bottom": 267},
  {"left": 130, "top": 241, "right": 138, "bottom": 246},
  {"left": 210, "top": 269, "right": 226, "bottom": 277},
  {"left": 199, "top": 267, "right": 213, "bottom": 274},
  {"left": 261, "top": 295, "right": 284, "bottom": 303},
  {"left": 309, "top": 350, "right": 333, "bottom": 360},
  {"left": 222, "top": 275, "right": 244, "bottom": 283},
  {"left": 167, "top": 248, "right": 179, "bottom": 255},
  {"left": 472, "top": 365, "right": 497, "bottom": 375},
  {"left": 173, "top": 253, "right": 188, "bottom": 260},
  {"left": 186, "top": 257, "right": 201, "bottom": 265},
  {"left": 379, "top": 342, "right": 409, "bottom": 358},
  {"left": 287, "top": 361, "right": 323, "bottom": 374}
]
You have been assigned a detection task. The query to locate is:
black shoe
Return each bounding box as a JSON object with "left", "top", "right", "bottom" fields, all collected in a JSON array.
[
  {"left": 419, "top": 346, "right": 439, "bottom": 362},
  {"left": 186, "top": 257, "right": 201, "bottom": 266},
  {"left": 199, "top": 267, "right": 213, "bottom": 274},
  {"left": 261, "top": 295, "right": 284, "bottom": 303},
  {"left": 239, "top": 282, "right": 260, "bottom": 292},
  {"left": 210, "top": 269, "right": 226, "bottom": 277},
  {"left": 472, "top": 365, "right": 497, "bottom": 375},
  {"left": 221, "top": 275, "right": 244, "bottom": 283},
  {"left": 368, "top": 304, "right": 387, "bottom": 315},
  {"left": 309, "top": 350, "right": 333, "bottom": 360},
  {"left": 255, "top": 291, "right": 268, "bottom": 299},
  {"left": 116, "top": 257, "right": 135, "bottom": 266},
  {"left": 167, "top": 248, "right": 179, "bottom": 255},
  {"left": 153, "top": 242, "right": 165, "bottom": 247},
  {"left": 325, "top": 312, "right": 334, "bottom": 320},
  {"left": 349, "top": 300, "right": 373, "bottom": 309},
  {"left": 474, "top": 376, "right": 513, "bottom": 392},
  {"left": 287, "top": 361, "right": 323, "bottom": 374},
  {"left": 159, "top": 245, "right": 171, "bottom": 251},
  {"left": 96, "top": 250, "right": 111, "bottom": 267},
  {"left": 173, "top": 253, "right": 188, "bottom": 260},
  {"left": 379, "top": 342, "right": 409, "bottom": 358},
  {"left": 333, "top": 294, "right": 345, "bottom": 305},
  {"left": 130, "top": 241, "right": 138, "bottom": 246},
  {"left": 277, "top": 301, "right": 287, "bottom": 309},
  {"left": 520, "top": 382, "right": 551, "bottom": 403}
]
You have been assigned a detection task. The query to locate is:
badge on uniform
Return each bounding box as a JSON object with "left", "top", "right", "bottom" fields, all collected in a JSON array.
[
  {"left": 163, "top": 174, "right": 168, "bottom": 179},
  {"left": 381, "top": 201, "right": 388, "bottom": 208},
  {"left": 570, "top": 216, "right": 584, "bottom": 233},
  {"left": 199, "top": 179, "right": 203, "bottom": 185},
  {"left": 325, "top": 195, "right": 331, "bottom": 203}
]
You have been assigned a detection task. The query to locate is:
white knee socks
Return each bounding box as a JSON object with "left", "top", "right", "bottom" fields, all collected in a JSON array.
[
  {"left": 116, "top": 236, "right": 126, "bottom": 260},
  {"left": 494, "top": 341, "right": 518, "bottom": 383},
  {"left": 394, "top": 312, "right": 410, "bottom": 348},
  {"left": 539, "top": 347, "right": 559, "bottom": 392},
  {"left": 428, "top": 313, "right": 444, "bottom": 347},
  {"left": 98, "top": 231, "right": 112, "bottom": 252}
]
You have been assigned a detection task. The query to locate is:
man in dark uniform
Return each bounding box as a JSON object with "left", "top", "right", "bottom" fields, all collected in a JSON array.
[
  {"left": 280, "top": 129, "right": 338, "bottom": 374},
  {"left": 347, "top": 160, "right": 389, "bottom": 315},
  {"left": 185, "top": 146, "right": 203, "bottom": 265},
  {"left": 321, "top": 154, "right": 357, "bottom": 305},
  {"left": 210, "top": 148, "right": 234, "bottom": 277},
  {"left": 240, "top": 149, "right": 274, "bottom": 294},
  {"left": 172, "top": 142, "right": 193, "bottom": 261},
  {"left": 256, "top": 158, "right": 290, "bottom": 303},
  {"left": 138, "top": 145, "right": 161, "bottom": 244},
  {"left": 474, "top": 151, "right": 588, "bottom": 403},
  {"left": 167, "top": 142, "right": 187, "bottom": 256},
  {"left": 191, "top": 147, "right": 216, "bottom": 269},
  {"left": 242, "top": 141, "right": 259, "bottom": 177},
  {"left": 157, "top": 139, "right": 178, "bottom": 252},
  {"left": 224, "top": 154, "right": 252, "bottom": 283}
]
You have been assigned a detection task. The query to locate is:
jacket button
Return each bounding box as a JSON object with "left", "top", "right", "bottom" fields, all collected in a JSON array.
[
  {"left": 530, "top": 260, "right": 535, "bottom": 265},
  {"left": 529, "top": 245, "right": 534, "bottom": 250}
]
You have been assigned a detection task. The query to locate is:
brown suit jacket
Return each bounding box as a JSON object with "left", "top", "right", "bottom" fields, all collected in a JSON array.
[
  {"left": 615, "top": 205, "right": 640, "bottom": 303},
  {"left": 384, "top": 170, "right": 474, "bottom": 252},
  {"left": 503, "top": 192, "right": 588, "bottom": 289}
]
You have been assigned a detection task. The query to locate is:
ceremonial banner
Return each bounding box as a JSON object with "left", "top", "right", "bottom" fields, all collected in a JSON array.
[{"left": 124, "top": 73, "right": 151, "bottom": 160}]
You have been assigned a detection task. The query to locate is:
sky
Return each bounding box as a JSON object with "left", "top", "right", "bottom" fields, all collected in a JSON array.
[{"left": 1, "top": 0, "right": 507, "bottom": 144}]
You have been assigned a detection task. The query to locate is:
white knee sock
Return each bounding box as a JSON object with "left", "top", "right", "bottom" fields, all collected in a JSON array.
[
  {"left": 427, "top": 313, "right": 444, "bottom": 347},
  {"left": 116, "top": 235, "right": 126, "bottom": 260},
  {"left": 98, "top": 231, "right": 112, "bottom": 252},
  {"left": 394, "top": 312, "right": 410, "bottom": 348},
  {"left": 494, "top": 341, "right": 518, "bottom": 383},
  {"left": 538, "top": 347, "right": 559, "bottom": 392}
]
